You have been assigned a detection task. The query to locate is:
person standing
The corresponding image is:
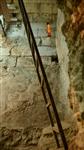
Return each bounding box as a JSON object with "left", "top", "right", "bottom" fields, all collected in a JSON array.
[{"left": 47, "top": 22, "right": 52, "bottom": 37}]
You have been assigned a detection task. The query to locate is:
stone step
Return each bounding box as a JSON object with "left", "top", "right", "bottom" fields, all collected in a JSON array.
[
  {"left": 0, "top": 1, "right": 19, "bottom": 23},
  {"left": 7, "top": 4, "right": 19, "bottom": 15},
  {"left": 7, "top": 3, "right": 17, "bottom": 10},
  {"left": 10, "top": 17, "right": 18, "bottom": 22}
]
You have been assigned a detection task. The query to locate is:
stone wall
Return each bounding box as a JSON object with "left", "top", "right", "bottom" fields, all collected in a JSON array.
[
  {"left": 56, "top": 1, "right": 84, "bottom": 148},
  {"left": 56, "top": 8, "right": 72, "bottom": 119},
  {"left": 14, "top": 0, "right": 58, "bottom": 22},
  {"left": 57, "top": 0, "right": 84, "bottom": 128}
]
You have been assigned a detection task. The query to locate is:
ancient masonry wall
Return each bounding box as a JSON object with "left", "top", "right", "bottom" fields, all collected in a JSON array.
[{"left": 15, "top": 0, "right": 58, "bottom": 22}]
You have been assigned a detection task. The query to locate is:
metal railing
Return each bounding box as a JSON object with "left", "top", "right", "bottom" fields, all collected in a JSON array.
[{"left": 18, "top": 0, "right": 68, "bottom": 149}]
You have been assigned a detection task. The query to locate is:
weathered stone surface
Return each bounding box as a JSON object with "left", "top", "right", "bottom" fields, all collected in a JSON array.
[
  {"left": 1, "top": 35, "right": 57, "bottom": 130},
  {"left": 0, "top": 47, "right": 10, "bottom": 56},
  {"left": 11, "top": 39, "right": 31, "bottom": 56},
  {"left": 38, "top": 121, "right": 73, "bottom": 150},
  {"left": 1, "top": 1, "right": 83, "bottom": 149},
  {"left": 42, "top": 121, "right": 70, "bottom": 135},
  {"left": 22, "top": 0, "right": 57, "bottom": 22},
  {"left": 56, "top": 0, "right": 84, "bottom": 148},
  {"left": 56, "top": 9, "right": 72, "bottom": 119},
  {"left": 0, "top": 127, "right": 41, "bottom": 150},
  {"left": 1, "top": 56, "right": 16, "bottom": 67},
  {"left": 17, "top": 57, "right": 34, "bottom": 68},
  {"left": 57, "top": 0, "right": 84, "bottom": 119},
  {"left": 69, "top": 129, "right": 84, "bottom": 150}
]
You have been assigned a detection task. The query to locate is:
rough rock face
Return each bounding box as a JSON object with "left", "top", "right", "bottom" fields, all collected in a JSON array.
[
  {"left": 0, "top": 126, "right": 41, "bottom": 150},
  {"left": 57, "top": 0, "right": 84, "bottom": 123},
  {"left": 57, "top": 0, "right": 84, "bottom": 149},
  {"left": 68, "top": 129, "right": 84, "bottom": 150},
  {"left": 38, "top": 121, "right": 74, "bottom": 150},
  {"left": 56, "top": 8, "right": 72, "bottom": 120}
]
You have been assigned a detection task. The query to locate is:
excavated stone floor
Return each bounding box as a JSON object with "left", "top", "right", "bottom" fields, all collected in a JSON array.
[
  {"left": 0, "top": 23, "right": 74, "bottom": 150},
  {"left": 0, "top": 23, "right": 57, "bottom": 150}
]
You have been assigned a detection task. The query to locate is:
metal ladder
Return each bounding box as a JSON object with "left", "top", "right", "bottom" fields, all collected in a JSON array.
[{"left": 18, "top": 0, "right": 68, "bottom": 149}]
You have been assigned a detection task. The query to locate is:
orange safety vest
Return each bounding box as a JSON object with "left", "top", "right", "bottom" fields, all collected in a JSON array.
[{"left": 47, "top": 24, "right": 52, "bottom": 37}]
